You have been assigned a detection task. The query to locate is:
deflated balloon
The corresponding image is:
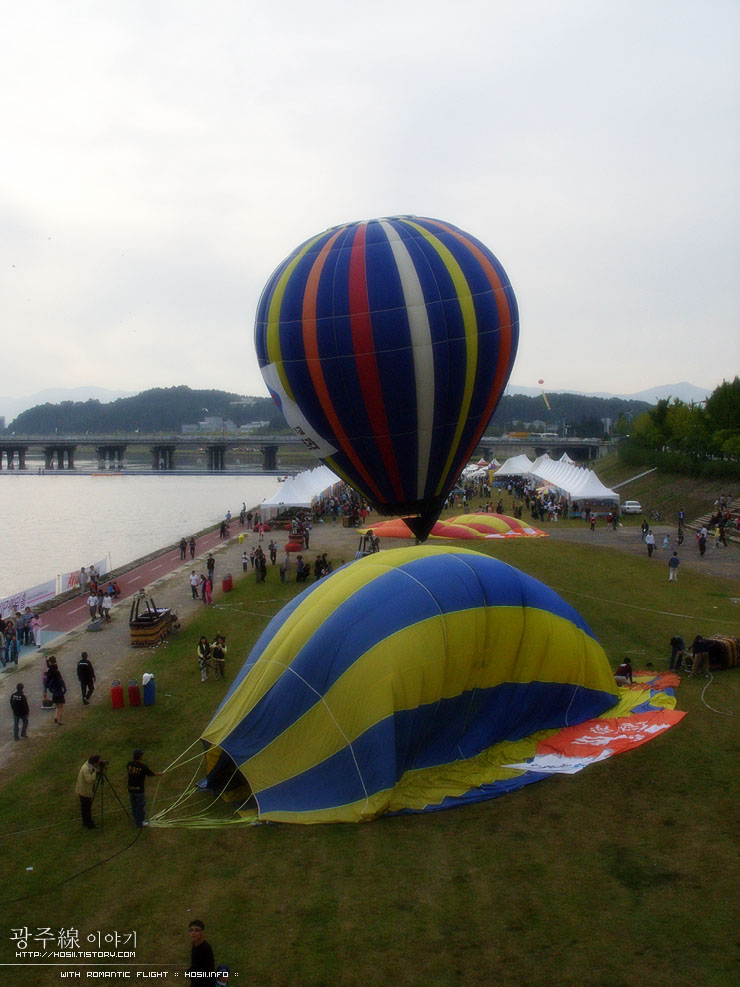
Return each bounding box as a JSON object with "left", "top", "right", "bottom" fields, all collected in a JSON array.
[
  {"left": 200, "top": 547, "right": 618, "bottom": 824},
  {"left": 255, "top": 216, "right": 518, "bottom": 540}
]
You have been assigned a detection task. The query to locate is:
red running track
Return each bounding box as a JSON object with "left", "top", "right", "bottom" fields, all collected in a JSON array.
[{"left": 41, "top": 528, "right": 241, "bottom": 636}]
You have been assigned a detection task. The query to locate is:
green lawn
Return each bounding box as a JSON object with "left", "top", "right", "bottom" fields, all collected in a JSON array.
[{"left": 1, "top": 537, "right": 739, "bottom": 986}]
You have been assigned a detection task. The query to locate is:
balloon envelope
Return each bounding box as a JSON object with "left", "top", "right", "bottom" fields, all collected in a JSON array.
[
  {"left": 200, "top": 547, "right": 618, "bottom": 823},
  {"left": 360, "top": 514, "right": 546, "bottom": 540},
  {"left": 255, "top": 216, "right": 518, "bottom": 540}
]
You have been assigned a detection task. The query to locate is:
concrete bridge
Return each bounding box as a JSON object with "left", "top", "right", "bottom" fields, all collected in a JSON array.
[
  {"left": 0, "top": 433, "right": 306, "bottom": 472},
  {"left": 0, "top": 431, "right": 614, "bottom": 472}
]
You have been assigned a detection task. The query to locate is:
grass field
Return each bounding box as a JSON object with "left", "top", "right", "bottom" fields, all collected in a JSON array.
[
  {"left": 593, "top": 452, "right": 730, "bottom": 523},
  {"left": 1, "top": 534, "right": 739, "bottom": 986}
]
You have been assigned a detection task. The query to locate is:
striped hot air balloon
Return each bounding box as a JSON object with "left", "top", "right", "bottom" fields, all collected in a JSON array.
[
  {"left": 255, "top": 217, "right": 518, "bottom": 540},
  {"left": 199, "top": 547, "right": 619, "bottom": 824}
]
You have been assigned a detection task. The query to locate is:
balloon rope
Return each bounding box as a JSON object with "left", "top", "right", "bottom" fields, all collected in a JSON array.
[
  {"left": 552, "top": 587, "right": 740, "bottom": 627},
  {"left": 160, "top": 737, "right": 202, "bottom": 775},
  {"left": 151, "top": 764, "right": 246, "bottom": 829},
  {"left": 152, "top": 757, "right": 204, "bottom": 822},
  {"left": 701, "top": 674, "right": 735, "bottom": 716}
]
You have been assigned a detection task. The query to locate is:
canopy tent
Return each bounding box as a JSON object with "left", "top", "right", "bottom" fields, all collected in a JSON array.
[
  {"left": 492, "top": 454, "right": 533, "bottom": 477},
  {"left": 261, "top": 465, "right": 341, "bottom": 514},
  {"left": 528, "top": 455, "right": 618, "bottom": 504},
  {"left": 559, "top": 452, "right": 575, "bottom": 465}
]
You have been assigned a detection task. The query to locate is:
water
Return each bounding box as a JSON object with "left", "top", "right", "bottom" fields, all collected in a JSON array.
[{"left": 0, "top": 473, "right": 281, "bottom": 598}]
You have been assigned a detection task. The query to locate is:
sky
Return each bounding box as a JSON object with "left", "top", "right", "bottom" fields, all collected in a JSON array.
[{"left": 3, "top": 0, "right": 739, "bottom": 402}]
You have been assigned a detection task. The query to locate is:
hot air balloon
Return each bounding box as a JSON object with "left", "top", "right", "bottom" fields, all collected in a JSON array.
[
  {"left": 255, "top": 217, "right": 518, "bottom": 540},
  {"left": 191, "top": 547, "right": 684, "bottom": 825}
]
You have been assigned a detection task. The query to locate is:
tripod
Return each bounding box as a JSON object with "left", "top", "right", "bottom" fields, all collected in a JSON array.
[{"left": 93, "top": 765, "right": 131, "bottom": 833}]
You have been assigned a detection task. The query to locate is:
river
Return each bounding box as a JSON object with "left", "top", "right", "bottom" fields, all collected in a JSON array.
[{"left": 0, "top": 472, "right": 281, "bottom": 598}]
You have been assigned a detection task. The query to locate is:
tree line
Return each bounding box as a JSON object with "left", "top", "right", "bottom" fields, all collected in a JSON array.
[
  {"left": 8, "top": 386, "right": 284, "bottom": 434},
  {"left": 8, "top": 385, "right": 656, "bottom": 438},
  {"left": 617, "top": 377, "right": 740, "bottom": 479}
]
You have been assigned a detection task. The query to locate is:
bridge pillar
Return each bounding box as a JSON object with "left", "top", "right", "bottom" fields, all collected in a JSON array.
[
  {"left": 262, "top": 444, "right": 278, "bottom": 471},
  {"left": 207, "top": 445, "right": 226, "bottom": 471},
  {"left": 151, "top": 445, "right": 176, "bottom": 470},
  {"left": 0, "top": 446, "right": 27, "bottom": 469},
  {"left": 97, "top": 445, "right": 127, "bottom": 469}
]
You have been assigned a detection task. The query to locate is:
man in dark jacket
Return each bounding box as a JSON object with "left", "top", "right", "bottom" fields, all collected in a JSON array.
[
  {"left": 126, "top": 749, "right": 161, "bottom": 827},
  {"left": 187, "top": 920, "right": 215, "bottom": 974},
  {"left": 10, "top": 683, "right": 29, "bottom": 740},
  {"left": 77, "top": 652, "right": 96, "bottom": 705}
]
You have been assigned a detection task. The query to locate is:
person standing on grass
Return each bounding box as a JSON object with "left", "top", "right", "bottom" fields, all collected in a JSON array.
[
  {"left": 211, "top": 635, "right": 227, "bottom": 680},
  {"left": 126, "top": 749, "right": 161, "bottom": 827},
  {"left": 187, "top": 920, "right": 215, "bottom": 974},
  {"left": 10, "top": 683, "right": 29, "bottom": 741},
  {"left": 197, "top": 637, "right": 211, "bottom": 682},
  {"left": 189, "top": 570, "right": 200, "bottom": 599},
  {"left": 102, "top": 592, "right": 112, "bottom": 622},
  {"left": 206, "top": 554, "right": 215, "bottom": 584},
  {"left": 668, "top": 552, "right": 680, "bottom": 582},
  {"left": 76, "top": 652, "right": 96, "bottom": 705},
  {"left": 75, "top": 754, "right": 101, "bottom": 829},
  {"left": 645, "top": 529, "right": 655, "bottom": 557}
]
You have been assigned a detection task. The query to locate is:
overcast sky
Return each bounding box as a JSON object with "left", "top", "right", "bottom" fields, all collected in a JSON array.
[{"left": 3, "top": 0, "right": 739, "bottom": 402}]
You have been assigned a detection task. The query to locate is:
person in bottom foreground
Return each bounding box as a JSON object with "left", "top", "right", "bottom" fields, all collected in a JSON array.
[
  {"left": 126, "top": 749, "right": 162, "bottom": 827},
  {"left": 187, "top": 919, "right": 215, "bottom": 973}
]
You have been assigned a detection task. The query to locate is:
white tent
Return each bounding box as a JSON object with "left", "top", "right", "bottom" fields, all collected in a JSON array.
[
  {"left": 493, "top": 454, "right": 534, "bottom": 477},
  {"left": 261, "top": 465, "right": 341, "bottom": 514},
  {"left": 559, "top": 452, "right": 575, "bottom": 465},
  {"left": 527, "top": 454, "right": 619, "bottom": 507}
]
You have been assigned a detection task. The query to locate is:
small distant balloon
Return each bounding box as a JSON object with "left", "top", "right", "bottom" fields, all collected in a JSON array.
[
  {"left": 538, "top": 379, "right": 544, "bottom": 385},
  {"left": 255, "top": 216, "right": 519, "bottom": 540}
]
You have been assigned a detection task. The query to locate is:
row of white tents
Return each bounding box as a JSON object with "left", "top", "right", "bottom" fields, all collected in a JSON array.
[
  {"left": 259, "top": 452, "right": 619, "bottom": 517},
  {"left": 475, "top": 453, "right": 620, "bottom": 506}
]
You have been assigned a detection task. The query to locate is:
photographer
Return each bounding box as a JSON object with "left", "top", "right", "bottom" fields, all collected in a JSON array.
[
  {"left": 75, "top": 754, "right": 103, "bottom": 829},
  {"left": 211, "top": 634, "right": 227, "bottom": 680}
]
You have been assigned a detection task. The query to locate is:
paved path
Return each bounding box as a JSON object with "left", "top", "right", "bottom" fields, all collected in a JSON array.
[
  {"left": 544, "top": 520, "right": 740, "bottom": 580},
  {"left": 0, "top": 517, "right": 362, "bottom": 782}
]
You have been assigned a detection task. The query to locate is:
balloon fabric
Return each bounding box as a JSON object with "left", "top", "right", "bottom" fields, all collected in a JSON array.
[
  {"left": 255, "top": 216, "right": 519, "bottom": 540},
  {"left": 199, "top": 547, "right": 621, "bottom": 824}
]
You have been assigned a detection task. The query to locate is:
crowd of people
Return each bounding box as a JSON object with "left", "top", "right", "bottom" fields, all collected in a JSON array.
[{"left": 1, "top": 608, "right": 42, "bottom": 665}]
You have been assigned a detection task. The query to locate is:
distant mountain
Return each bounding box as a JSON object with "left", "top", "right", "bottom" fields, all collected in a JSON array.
[
  {"left": 617, "top": 382, "right": 712, "bottom": 404},
  {"left": 0, "top": 387, "right": 134, "bottom": 422},
  {"left": 8, "top": 386, "right": 283, "bottom": 434},
  {"left": 506, "top": 381, "right": 711, "bottom": 405}
]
